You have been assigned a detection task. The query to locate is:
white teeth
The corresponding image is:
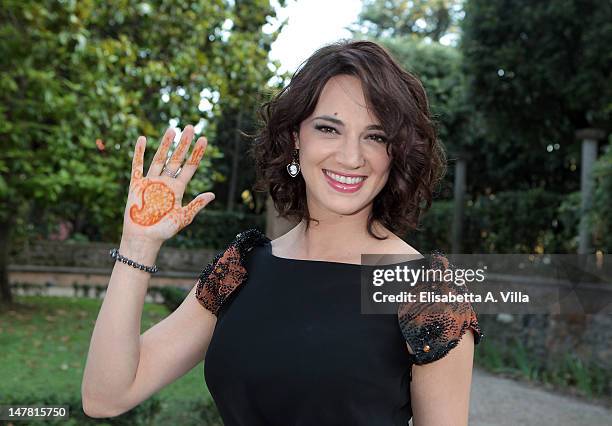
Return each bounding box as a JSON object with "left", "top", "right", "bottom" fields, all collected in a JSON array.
[{"left": 324, "top": 170, "right": 365, "bottom": 185}]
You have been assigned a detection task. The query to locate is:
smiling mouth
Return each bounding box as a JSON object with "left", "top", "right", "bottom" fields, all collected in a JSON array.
[
  {"left": 322, "top": 169, "right": 367, "bottom": 193},
  {"left": 322, "top": 169, "right": 367, "bottom": 182}
]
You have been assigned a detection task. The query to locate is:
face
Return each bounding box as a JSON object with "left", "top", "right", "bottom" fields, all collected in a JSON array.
[{"left": 294, "top": 74, "right": 392, "bottom": 218}]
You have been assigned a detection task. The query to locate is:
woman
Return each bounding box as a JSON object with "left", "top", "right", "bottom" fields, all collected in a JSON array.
[{"left": 82, "top": 39, "right": 483, "bottom": 425}]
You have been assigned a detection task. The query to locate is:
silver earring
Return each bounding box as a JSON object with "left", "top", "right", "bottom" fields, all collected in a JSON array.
[{"left": 286, "top": 148, "right": 300, "bottom": 177}]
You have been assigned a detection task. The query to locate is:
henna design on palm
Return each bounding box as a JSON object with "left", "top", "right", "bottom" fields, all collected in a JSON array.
[
  {"left": 130, "top": 182, "right": 176, "bottom": 226},
  {"left": 126, "top": 129, "right": 213, "bottom": 237}
]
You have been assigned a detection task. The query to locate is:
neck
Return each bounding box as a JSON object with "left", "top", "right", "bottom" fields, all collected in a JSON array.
[{"left": 290, "top": 211, "right": 390, "bottom": 260}]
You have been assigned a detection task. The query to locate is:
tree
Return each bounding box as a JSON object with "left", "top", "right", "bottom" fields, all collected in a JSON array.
[
  {"left": 209, "top": 0, "right": 288, "bottom": 213},
  {"left": 0, "top": 0, "right": 284, "bottom": 303},
  {"left": 350, "top": 0, "right": 465, "bottom": 43},
  {"left": 460, "top": 0, "right": 611, "bottom": 194}
]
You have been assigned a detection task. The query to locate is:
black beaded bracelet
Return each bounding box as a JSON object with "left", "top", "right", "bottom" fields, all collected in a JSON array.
[{"left": 109, "top": 248, "right": 159, "bottom": 274}]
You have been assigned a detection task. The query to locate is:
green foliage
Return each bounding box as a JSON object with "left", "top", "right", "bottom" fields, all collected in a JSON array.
[
  {"left": 352, "top": 0, "right": 464, "bottom": 42},
  {"left": 0, "top": 0, "right": 283, "bottom": 238},
  {"left": 556, "top": 191, "right": 582, "bottom": 251},
  {"left": 167, "top": 209, "right": 266, "bottom": 249},
  {"left": 406, "top": 187, "right": 593, "bottom": 254},
  {"left": 461, "top": 0, "right": 611, "bottom": 193},
  {"left": 474, "top": 329, "right": 611, "bottom": 399},
  {"left": 404, "top": 200, "right": 455, "bottom": 253},
  {"left": 555, "top": 143, "right": 611, "bottom": 254},
  {"left": 157, "top": 286, "right": 189, "bottom": 312},
  {"left": 463, "top": 0, "right": 611, "bottom": 130},
  {"left": 475, "top": 338, "right": 505, "bottom": 372},
  {"left": 0, "top": 0, "right": 284, "bottom": 301},
  {"left": 511, "top": 337, "right": 540, "bottom": 381},
  {"left": 465, "top": 188, "right": 571, "bottom": 253},
  {"left": 542, "top": 353, "right": 610, "bottom": 399}
]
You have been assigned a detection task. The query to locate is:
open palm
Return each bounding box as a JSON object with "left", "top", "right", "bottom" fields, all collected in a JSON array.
[{"left": 121, "top": 125, "right": 215, "bottom": 244}]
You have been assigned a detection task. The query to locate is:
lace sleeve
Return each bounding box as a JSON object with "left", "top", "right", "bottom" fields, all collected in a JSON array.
[
  {"left": 397, "top": 251, "right": 484, "bottom": 365},
  {"left": 195, "top": 228, "right": 270, "bottom": 316}
]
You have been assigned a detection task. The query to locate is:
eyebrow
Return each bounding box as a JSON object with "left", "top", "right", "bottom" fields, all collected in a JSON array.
[{"left": 313, "top": 115, "right": 385, "bottom": 132}]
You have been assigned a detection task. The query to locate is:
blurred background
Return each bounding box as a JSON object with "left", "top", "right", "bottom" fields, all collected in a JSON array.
[{"left": 0, "top": 0, "right": 610, "bottom": 424}]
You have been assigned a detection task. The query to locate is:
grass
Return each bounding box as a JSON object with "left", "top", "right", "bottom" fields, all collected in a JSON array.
[
  {"left": 0, "top": 296, "right": 217, "bottom": 424},
  {"left": 475, "top": 336, "right": 612, "bottom": 404}
]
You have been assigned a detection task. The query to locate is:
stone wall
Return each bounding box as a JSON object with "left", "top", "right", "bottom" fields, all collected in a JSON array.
[{"left": 8, "top": 241, "right": 222, "bottom": 288}]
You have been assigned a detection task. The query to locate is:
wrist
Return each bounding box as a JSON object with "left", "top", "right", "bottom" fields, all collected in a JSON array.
[{"left": 118, "top": 236, "right": 162, "bottom": 266}]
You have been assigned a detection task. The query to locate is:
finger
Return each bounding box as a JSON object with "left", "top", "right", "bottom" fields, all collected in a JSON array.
[
  {"left": 177, "top": 136, "right": 208, "bottom": 186},
  {"left": 166, "top": 124, "right": 194, "bottom": 173},
  {"left": 147, "top": 127, "right": 176, "bottom": 177},
  {"left": 179, "top": 192, "right": 216, "bottom": 229},
  {"left": 131, "top": 136, "right": 146, "bottom": 184}
]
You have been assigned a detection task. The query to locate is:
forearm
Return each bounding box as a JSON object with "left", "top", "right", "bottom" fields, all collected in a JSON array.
[{"left": 81, "top": 237, "right": 162, "bottom": 411}]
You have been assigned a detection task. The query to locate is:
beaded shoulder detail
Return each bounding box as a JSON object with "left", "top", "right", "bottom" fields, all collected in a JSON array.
[
  {"left": 397, "top": 250, "right": 484, "bottom": 365},
  {"left": 195, "top": 228, "right": 271, "bottom": 316}
]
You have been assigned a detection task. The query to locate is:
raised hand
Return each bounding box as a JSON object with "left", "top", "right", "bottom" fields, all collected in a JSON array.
[{"left": 122, "top": 125, "right": 215, "bottom": 244}]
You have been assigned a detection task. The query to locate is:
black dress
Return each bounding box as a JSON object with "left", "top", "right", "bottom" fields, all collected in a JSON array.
[{"left": 195, "top": 228, "right": 484, "bottom": 426}]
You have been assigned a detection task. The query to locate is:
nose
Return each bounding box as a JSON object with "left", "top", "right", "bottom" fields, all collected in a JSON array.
[{"left": 336, "top": 137, "right": 366, "bottom": 169}]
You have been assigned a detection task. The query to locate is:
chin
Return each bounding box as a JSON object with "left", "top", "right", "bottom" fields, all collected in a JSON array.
[{"left": 320, "top": 198, "right": 370, "bottom": 216}]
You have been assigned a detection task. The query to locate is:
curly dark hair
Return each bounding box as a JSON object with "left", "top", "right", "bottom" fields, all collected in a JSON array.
[{"left": 247, "top": 38, "right": 447, "bottom": 240}]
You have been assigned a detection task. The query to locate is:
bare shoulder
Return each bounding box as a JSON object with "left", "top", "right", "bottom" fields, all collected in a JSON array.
[
  {"left": 370, "top": 236, "right": 423, "bottom": 264},
  {"left": 381, "top": 237, "right": 421, "bottom": 255}
]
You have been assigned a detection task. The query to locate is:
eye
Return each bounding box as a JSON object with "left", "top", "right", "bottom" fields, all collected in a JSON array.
[
  {"left": 315, "top": 124, "right": 387, "bottom": 143},
  {"left": 369, "top": 134, "right": 388, "bottom": 143},
  {"left": 315, "top": 124, "right": 338, "bottom": 134}
]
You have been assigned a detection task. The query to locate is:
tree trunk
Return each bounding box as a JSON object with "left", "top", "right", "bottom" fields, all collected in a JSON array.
[
  {"left": 0, "top": 212, "right": 15, "bottom": 304},
  {"left": 452, "top": 157, "right": 467, "bottom": 254},
  {"left": 226, "top": 109, "right": 243, "bottom": 212}
]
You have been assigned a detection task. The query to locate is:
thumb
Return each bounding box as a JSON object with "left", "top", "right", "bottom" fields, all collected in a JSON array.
[{"left": 182, "top": 192, "right": 215, "bottom": 225}]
